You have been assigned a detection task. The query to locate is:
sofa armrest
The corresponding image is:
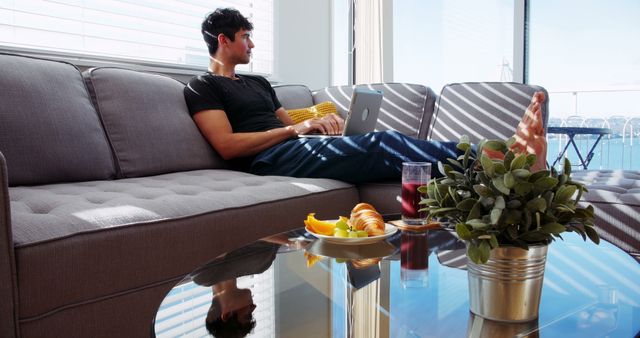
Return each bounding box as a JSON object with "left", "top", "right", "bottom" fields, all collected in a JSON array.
[{"left": 0, "top": 151, "right": 18, "bottom": 337}]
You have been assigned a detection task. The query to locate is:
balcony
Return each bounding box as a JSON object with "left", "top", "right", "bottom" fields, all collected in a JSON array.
[{"left": 546, "top": 87, "right": 640, "bottom": 170}]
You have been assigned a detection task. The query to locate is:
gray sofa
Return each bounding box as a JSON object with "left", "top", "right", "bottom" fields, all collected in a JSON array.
[{"left": 0, "top": 52, "right": 637, "bottom": 338}]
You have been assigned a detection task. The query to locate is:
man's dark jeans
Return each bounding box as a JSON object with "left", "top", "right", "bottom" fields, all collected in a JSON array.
[{"left": 250, "top": 130, "right": 460, "bottom": 183}]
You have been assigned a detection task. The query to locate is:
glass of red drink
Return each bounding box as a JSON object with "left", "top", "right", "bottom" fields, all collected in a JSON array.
[{"left": 401, "top": 162, "right": 432, "bottom": 225}]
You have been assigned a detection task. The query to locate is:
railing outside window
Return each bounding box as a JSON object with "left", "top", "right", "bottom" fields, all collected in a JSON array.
[{"left": 546, "top": 88, "right": 640, "bottom": 170}]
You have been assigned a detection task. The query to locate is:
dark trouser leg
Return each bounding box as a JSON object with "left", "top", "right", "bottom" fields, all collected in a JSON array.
[{"left": 250, "top": 130, "right": 460, "bottom": 183}]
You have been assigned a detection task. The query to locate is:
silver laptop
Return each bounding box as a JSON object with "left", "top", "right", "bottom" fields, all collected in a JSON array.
[{"left": 298, "top": 88, "right": 383, "bottom": 138}]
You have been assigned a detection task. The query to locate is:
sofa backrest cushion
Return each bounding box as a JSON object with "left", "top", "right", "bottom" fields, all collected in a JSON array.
[
  {"left": 0, "top": 53, "right": 116, "bottom": 186},
  {"left": 273, "top": 85, "right": 314, "bottom": 109},
  {"left": 83, "top": 67, "right": 227, "bottom": 178},
  {"left": 428, "top": 82, "right": 549, "bottom": 144},
  {"left": 312, "top": 83, "right": 436, "bottom": 139}
]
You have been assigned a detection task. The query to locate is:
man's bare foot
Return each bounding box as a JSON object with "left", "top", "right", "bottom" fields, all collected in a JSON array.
[
  {"left": 482, "top": 91, "right": 547, "bottom": 172},
  {"left": 511, "top": 91, "right": 547, "bottom": 171}
]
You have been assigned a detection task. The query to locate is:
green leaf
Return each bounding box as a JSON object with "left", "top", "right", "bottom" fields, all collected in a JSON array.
[
  {"left": 479, "top": 196, "right": 495, "bottom": 208},
  {"left": 466, "top": 219, "right": 490, "bottom": 229},
  {"left": 449, "top": 186, "right": 460, "bottom": 204},
  {"left": 510, "top": 153, "right": 527, "bottom": 170},
  {"left": 492, "top": 177, "right": 511, "bottom": 195},
  {"left": 457, "top": 142, "right": 471, "bottom": 152},
  {"left": 467, "top": 243, "right": 481, "bottom": 264},
  {"left": 468, "top": 202, "right": 483, "bottom": 221},
  {"left": 512, "top": 169, "right": 531, "bottom": 179},
  {"left": 455, "top": 223, "right": 472, "bottom": 240},
  {"left": 489, "top": 235, "right": 499, "bottom": 249},
  {"left": 490, "top": 208, "right": 502, "bottom": 225},
  {"left": 504, "top": 151, "right": 515, "bottom": 170},
  {"left": 473, "top": 184, "right": 494, "bottom": 198},
  {"left": 463, "top": 147, "right": 471, "bottom": 169},
  {"left": 558, "top": 174, "right": 568, "bottom": 186},
  {"left": 543, "top": 191, "right": 554, "bottom": 208},
  {"left": 447, "top": 158, "right": 464, "bottom": 169},
  {"left": 526, "top": 197, "right": 547, "bottom": 212},
  {"left": 584, "top": 224, "right": 600, "bottom": 244},
  {"left": 506, "top": 200, "right": 522, "bottom": 209},
  {"left": 504, "top": 172, "right": 516, "bottom": 189},
  {"left": 514, "top": 181, "right": 533, "bottom": 196},
  {"left": 523, "top": 210, "right": 532, "bottom": 228},
  {"left": 494, "top": 196, "right": 506, "bottom": 209},
  {"left": 540, "top": 222, "right": 566, "bottom": 234},
  {"left": 520, "top": 232, "right": 550, "bottom": 242},
  {"left": 438, "top": 161, "right": 446, "bottom": 176},
  {"left": 456, "top": 199, "right": 477, "bottom": 211},
  {"left": 526, "top": 154, "right": 537, "bottom": 167},
  {"left": 479, "top": 241, "right": 491, "bottom": 263},
  {"left": 529, "top": 170, "right": 551, "bottom": 183},
  {"left": 554, "top": 185, "right": 578, "bottom": 204},
  {"left": 418, "top": 198, "right": 437, "bottom": 205},
  {"left": 483, "top": 140, "right": 507, "bottom": 152},
  {"left": 563, "top": 157, "right": 572, "bottom": 175},
  {"left": 480, "top": 154, "right": 495, "bottom": 177},
  {"left": 535, "top": 176, "right": 559, "bottom": 191}
]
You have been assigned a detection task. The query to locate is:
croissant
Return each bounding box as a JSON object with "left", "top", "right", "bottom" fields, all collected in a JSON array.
[{"left": 349, "top": 203, "right": 385, "bottom": 236}]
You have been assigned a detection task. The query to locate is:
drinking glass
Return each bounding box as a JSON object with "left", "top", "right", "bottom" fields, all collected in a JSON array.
[{"left": 401, "top": 162, "right": 432, "bottom": 225}]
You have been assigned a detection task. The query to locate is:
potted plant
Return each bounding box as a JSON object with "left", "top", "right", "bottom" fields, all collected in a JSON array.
[{"left": 420, "top": 136, "right": 599, "bottom": 322}]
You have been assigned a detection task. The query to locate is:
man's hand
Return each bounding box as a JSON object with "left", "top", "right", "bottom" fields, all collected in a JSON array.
[{"left": 289, "top": 113, "right": 345, "bottom": 135}]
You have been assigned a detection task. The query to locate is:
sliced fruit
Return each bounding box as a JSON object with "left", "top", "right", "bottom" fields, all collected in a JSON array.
[
  {"left": 304, "top": 213, "right": 336, "bottom": 235},
  {"left": 335, "top": 216, "right": 350, "bottom": 230},
  {"left": 356, "top": 230, "right": 369, "bottom": 238},
  {"left": 348, "top": 231, "right": 359, "bottom": 238},
  {"left": 304, "top": 252, "right": 323, "bottom": 268},
  {"left": 334, "top": 229, "right": 349, "bottom": 238}
]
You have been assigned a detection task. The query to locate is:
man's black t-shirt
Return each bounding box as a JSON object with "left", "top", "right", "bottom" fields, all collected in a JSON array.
[{"left": 184, "top": 73, "right": 284, "bottom": 133}]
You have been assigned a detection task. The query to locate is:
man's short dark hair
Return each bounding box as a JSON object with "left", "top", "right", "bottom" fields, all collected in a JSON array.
[
  {"left": 202, "top": 8, "right": 253, "bottom": 56},
  {"left": 205, "top": 297, "right": 256, "bottom": 338}
]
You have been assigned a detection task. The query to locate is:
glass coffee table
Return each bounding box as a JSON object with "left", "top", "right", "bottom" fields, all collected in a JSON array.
[{"left": 152, "top": 227, "right": 640, "bottom": 337}]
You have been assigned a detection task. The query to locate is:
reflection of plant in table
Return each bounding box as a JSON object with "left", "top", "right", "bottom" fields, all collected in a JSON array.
[{"left": 419, "top": 136, "right": 599, "bottom": 264}]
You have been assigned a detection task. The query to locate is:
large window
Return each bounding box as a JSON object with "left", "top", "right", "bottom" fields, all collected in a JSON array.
[
  {"left": 0, "top": 0, "right": 274, "bottom": 75},
  {"left": 528, "top": 0, "right": 640, "bottom": 169},
  {"left": 392, "top": 0, "right": 515, "bottom": 93}
]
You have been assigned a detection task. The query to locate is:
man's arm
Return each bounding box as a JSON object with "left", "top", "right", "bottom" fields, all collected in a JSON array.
[
  {"left": 275, "top": 107, "right": 345, "bottom": 135},
  {"left": 193, "top": 108, "right": 345, "bottom": 160}
]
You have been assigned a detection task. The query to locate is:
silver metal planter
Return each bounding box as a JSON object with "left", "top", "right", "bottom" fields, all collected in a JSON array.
[{"left": 467, "top": 244, "right": 548, "bottom": 322}]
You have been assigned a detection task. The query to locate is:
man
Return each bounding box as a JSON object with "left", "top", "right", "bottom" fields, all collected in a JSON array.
[{"left": 184, "top": 8, "right": 547, "bottom": 183}]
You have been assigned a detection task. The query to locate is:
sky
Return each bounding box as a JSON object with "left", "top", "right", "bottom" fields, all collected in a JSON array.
[{"left": 392, "top": 0, "right": 640, "bottom": 119}]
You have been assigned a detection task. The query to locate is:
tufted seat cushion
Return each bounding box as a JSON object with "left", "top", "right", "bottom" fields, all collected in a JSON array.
[
  {"left": 572, "top": 170, "right": 640, "bottom": 258},
  {"left": 10, "top": 170, "right": 358, "bottom": 320}
]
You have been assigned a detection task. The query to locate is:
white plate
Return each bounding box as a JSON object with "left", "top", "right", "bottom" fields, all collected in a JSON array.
[{"left": 306, "top": 223, "right": 398, "bottom": 245}]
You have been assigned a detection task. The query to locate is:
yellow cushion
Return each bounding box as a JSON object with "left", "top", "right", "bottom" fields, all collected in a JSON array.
[{"left": 287, "top": 101, "right": 338, "bottom": 124}]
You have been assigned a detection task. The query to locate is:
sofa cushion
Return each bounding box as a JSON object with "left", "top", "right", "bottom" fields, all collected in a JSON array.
[
  {"left": 312, "top": 83, "right": 436, "bottom": 139},
  {"left": 10, "top": 170, "right": 353, "bottom": 246},
  {"left": 357, "top": 181, "right": 401, "bottom": 216},
  {"left": 9, "top": 170, "right": 357, "bottom": 319},
  {"left": 0, "top": 53, "right": 115, "bottom": 186},
  {"left": 428, "top": 82, "right": 549, "bottom": 144},
  {"left": 83, "top": 67, "right": 227, "bottom": 178},
  {"left": 571, "top": 170, "right": 640, "bottom": 257},
  {"left": 273, "top": 84, "right": 315, "bottom": 109}
]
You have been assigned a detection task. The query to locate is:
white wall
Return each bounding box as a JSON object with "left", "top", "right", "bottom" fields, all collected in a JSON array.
[{"left": 274, "top": 0, "right": 331, "bottom": 90}]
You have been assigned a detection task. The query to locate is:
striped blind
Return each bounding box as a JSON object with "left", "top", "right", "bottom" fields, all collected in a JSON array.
[{"left": 0, "top": 0, "right": 273, "bottom": 75}]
